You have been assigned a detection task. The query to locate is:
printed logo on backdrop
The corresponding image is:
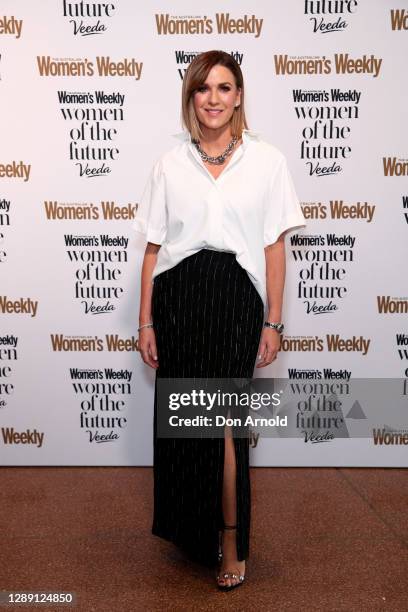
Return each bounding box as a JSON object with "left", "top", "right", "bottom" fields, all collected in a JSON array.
[
  {"left": 0, "top": 198, "right": 10, "bottom": 264},
  {"left": 175, "top": 50, "right": 243, "bottom": 79},
  {"left": 0, "top": 335, "right": 17, "bottom": 409},
  {"left": 280, "top": 335, "right": 370, "bottom": 355},
  {"left": 36, "top": 58, "right": 142, "bottom": 178},
  {"left": 0, "top": 16, "right": 23, "bottom": 39},
  {"left": 50, "top": 334, "right": 138, "bottom": 351},
  {"left": 300, "top": 199, "right": 375, "bottom": 222},
  {"left": 0, "top": 199, "right": 10, "bottom": 225},
  {"left": 36, "top": 57, "right": 142, "bottom": 79},
  {"left": 274, "top": 54, "right": 382, "bottom": 77},
  {"left": 0, "top": 297, "right": 38, "bottom": 317},
  {"left": 0, "top": 162, "right": 31, "bottom": 182},
  {"left": 390, "top": 8, "right": 408, "bottom": 30},
  {"left": 396, "top": 333, "right": 408, "bottom": 363},
  {"left": 372, "top": 427, "right": 408, "bottom": 446},
  {"left": 403, "top": 195, "right": 408, "bottom": 224},
  {"left": 251, "top": 376, "right": 376, "bottom": 444},
  {"left": 291, "top": 88, "right": 361, "bottom": 177},
  {"left": 175, "top": 51, "right": 200, "bottom": 79},
  {"left": 289, "top": 232, "right": 355, "bottom": 315},
  {"left": 304, "top": 0, "right": 358, "bottom": 34},
  {"left": 44, "top": 199, "right": 136, "bottom": 221},
  {"left": 287, "top": 367, "right": 351, "bottom": 380},
  {"left": 267, "top": 370, "right": 373, "bottom": 449},
  {"left": 383, "top": 157, "right": 408, "bottom": 177},
  {"left": 371, "top": 379, "right": 408, "bottom": 446},
  {"left": 62, "top": 0, "right": 116, "bottom": 36},
  {"left": 377, "top": 296, "right": 408, "bottom": 315},
  {"left": 156, "top": 13, "right": 263, "bottom": 37},
  {"left": 57, "top": 89, "right": 126, "bottom": 178},
  {"left": 289, "top": 376, "right": 351, "bottom": 442},
  {"left": 64, "top": 234, "right": 128, "bottom": 315},
  {"left": 70, "top": 368, "right": 130, "bottom": 444},
  {"left": 1, "top": 428, "right": 44, "bottom": 448}
]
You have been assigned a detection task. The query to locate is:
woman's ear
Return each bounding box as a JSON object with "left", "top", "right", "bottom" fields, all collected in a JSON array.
[{"left": 235, "top": 88, "right": 242, "bottom": 107}]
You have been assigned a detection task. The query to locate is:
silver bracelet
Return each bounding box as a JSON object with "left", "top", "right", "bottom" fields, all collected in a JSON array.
[
  {"left": 138, "top": 322, "right": 154, "bottom": 332},
  {"left": 264, "top": 322, "right": 284, "bottom": 334}
]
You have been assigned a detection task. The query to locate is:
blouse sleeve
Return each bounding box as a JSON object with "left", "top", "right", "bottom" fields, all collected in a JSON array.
[
  {"left": 263, "top": 154, "right": 306, "bottom": 247},
  {"left": 132, "top": 159, "right": 167, "bottom": 245}
]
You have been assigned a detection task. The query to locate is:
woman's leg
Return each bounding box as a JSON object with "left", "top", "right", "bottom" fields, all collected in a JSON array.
[{"left": 218, "top": 425, "right": 246, "bottom": 587}]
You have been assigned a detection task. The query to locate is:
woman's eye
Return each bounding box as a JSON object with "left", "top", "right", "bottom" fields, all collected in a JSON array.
[{"left": 196, "top": 85, "right": 231, "bottom": 93}]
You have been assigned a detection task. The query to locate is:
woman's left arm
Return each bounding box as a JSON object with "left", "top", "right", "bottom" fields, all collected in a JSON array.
[{"left": 256, "top": 233, "right": 286, "bottom": 368}]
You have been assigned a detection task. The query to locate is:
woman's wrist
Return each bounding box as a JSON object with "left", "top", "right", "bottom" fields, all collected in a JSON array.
[
  {"left": 266, "top": 312, "right": 282, "bottom": 322},
  {"left": 139, "top": 314, "right": 152, "bottom": 325},
  {"left": 138, "top": 322, "right": 153, "bottom": 332}
]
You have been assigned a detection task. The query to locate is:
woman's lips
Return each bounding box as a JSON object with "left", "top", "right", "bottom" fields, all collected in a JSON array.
[{"left": 205, "top": 109, "right": 223, "bottom": 116}]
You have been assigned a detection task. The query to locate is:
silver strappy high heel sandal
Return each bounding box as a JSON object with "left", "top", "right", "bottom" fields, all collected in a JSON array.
[{"left": 216, "top": 524, "right": 246, "bottom": 591}]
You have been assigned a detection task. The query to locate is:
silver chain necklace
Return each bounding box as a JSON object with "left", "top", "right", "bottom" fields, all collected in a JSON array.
[{"left": 192, "top": 136, "right": 238, "bottom": 165}]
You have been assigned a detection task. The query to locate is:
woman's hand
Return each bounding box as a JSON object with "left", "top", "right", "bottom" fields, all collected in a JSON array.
[
  {"left": 138, "top": 327, "right": 159, "bottom": 369},
  {"left": 256, "top": 328, "right": 281, "bottom": 368}
]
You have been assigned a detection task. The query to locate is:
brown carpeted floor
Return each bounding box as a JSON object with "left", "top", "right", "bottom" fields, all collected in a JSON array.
[{"left": 0, "top": 467, "right": 407, "bottom": 611}]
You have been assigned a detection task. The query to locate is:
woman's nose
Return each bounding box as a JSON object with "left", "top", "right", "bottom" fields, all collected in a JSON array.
[{"left": 208, "top": 88, "right": 219, "bottom": 104}]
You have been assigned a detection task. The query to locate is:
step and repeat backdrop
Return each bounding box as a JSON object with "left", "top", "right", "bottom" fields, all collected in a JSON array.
[{"left": 1, "top": 1, "right": 407, "bottom": 466}]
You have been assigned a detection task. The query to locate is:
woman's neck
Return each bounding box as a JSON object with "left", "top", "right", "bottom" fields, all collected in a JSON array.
[{"left": 198, "top": 124, "right": 234, "bottom": 155}]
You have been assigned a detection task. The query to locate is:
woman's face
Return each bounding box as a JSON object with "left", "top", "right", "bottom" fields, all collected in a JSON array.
[{"left": 193, "top": 64, "right": 241, "bottom": 135}]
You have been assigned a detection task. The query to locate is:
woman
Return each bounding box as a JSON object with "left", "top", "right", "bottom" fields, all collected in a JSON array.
[{"left": 134, "top": 50, "right": 305, "bottom": 591}]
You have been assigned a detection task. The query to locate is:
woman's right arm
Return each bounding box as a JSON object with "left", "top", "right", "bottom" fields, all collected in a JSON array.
[{"left": 138, "top": 242, "right": 161, "bottom": 369}]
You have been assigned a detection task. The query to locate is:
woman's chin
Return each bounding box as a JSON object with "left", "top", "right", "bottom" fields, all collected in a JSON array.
[{"left": 198, "top": 118, "right": 233, "bottom": 132}]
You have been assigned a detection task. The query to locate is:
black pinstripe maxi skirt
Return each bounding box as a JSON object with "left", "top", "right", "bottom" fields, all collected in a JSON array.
[{"left": 151, "top": 248, "right": 264, "bottom": 568}]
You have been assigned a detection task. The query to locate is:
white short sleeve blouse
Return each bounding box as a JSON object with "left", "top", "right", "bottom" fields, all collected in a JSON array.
[{"left": 132, "top": 129, "right": 306, "bottom": 313}]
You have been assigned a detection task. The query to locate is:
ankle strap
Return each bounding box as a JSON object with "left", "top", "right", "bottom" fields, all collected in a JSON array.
[{"left": 223, "top": 524, "right": 237, "bottom": 530}]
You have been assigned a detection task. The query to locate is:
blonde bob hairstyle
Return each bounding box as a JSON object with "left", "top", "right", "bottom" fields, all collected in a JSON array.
[{"left": 181, "top": 50, "right": 248, "bottom": 142}]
